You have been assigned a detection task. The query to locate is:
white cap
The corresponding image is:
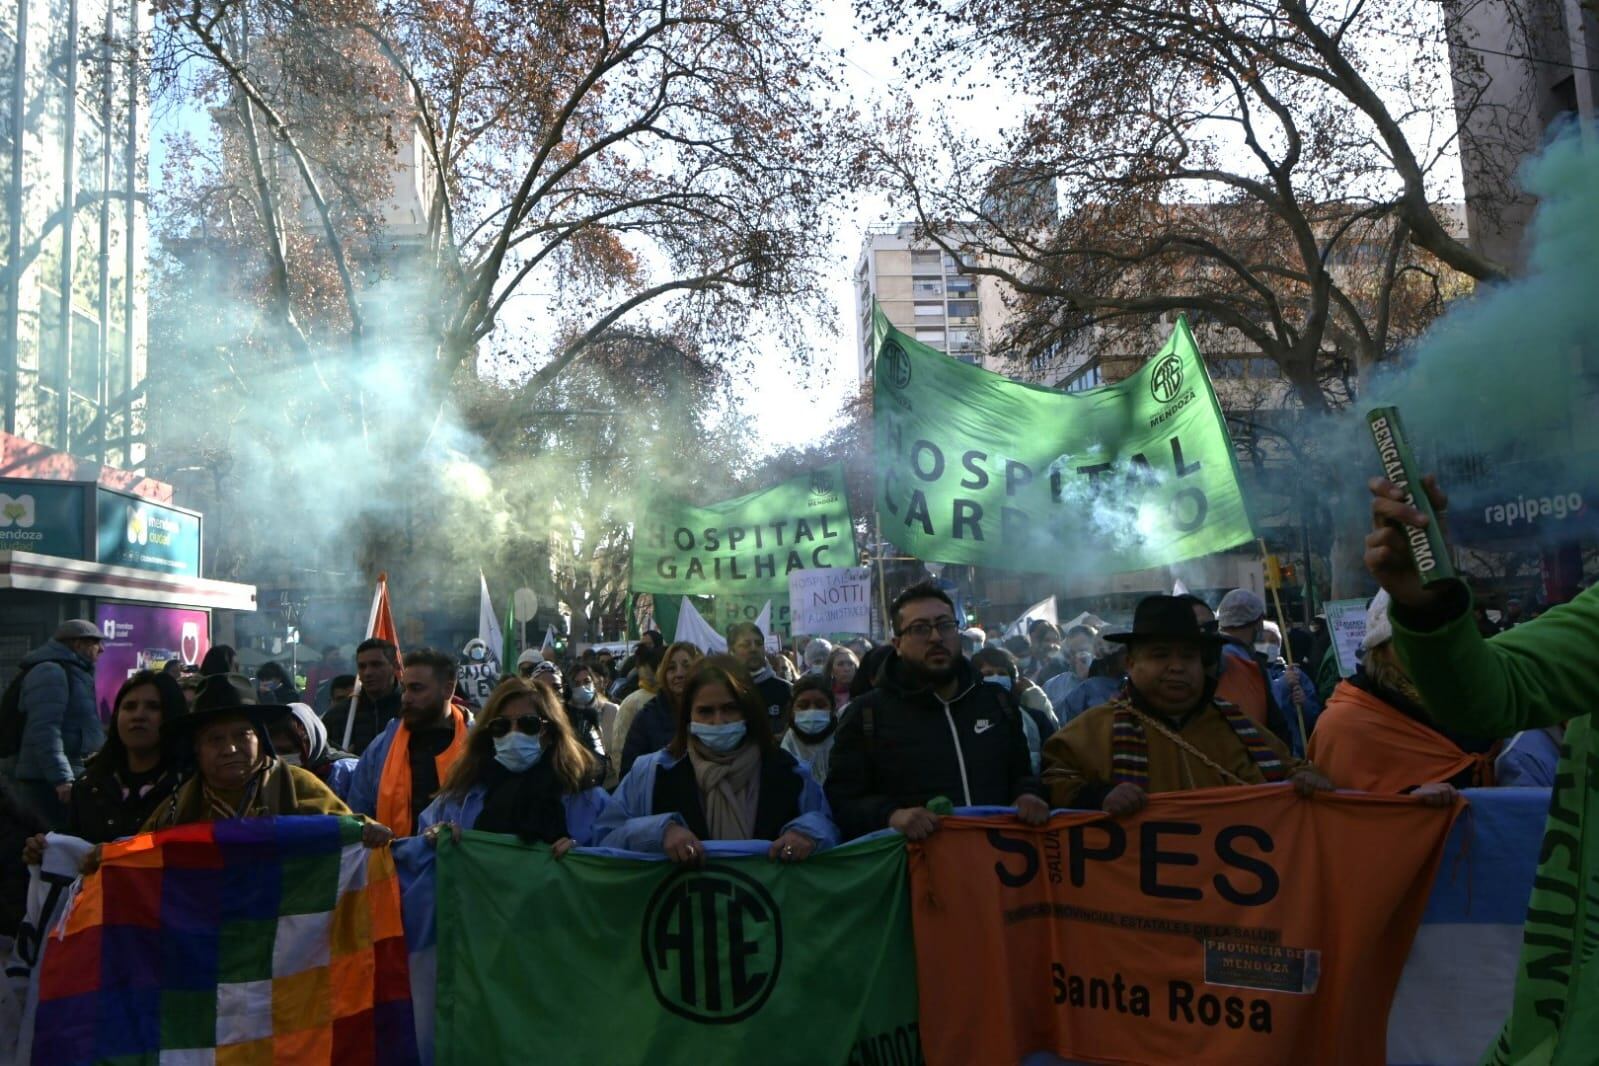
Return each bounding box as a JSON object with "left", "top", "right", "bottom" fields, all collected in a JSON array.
[
  {"left": 1362, "top": 590, "right": 1394, "bottom": 651},
  {"left": 803, "top": 638, "right": 833, "bottom": 668},
  {"left": 516, "top": 648, "right": 542, "bottom": 668}
]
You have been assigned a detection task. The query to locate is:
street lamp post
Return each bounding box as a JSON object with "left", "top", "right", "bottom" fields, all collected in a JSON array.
[{"left": 278, "top": 591, "right": 305, "bottom": 684}]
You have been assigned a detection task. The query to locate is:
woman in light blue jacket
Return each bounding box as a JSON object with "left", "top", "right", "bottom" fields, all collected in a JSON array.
[
  {"left": 599, "top": 656, "right": 838, "bottom": 863},
  {"left": 417, "top": 678, "right": 616, "bottom": 854}
]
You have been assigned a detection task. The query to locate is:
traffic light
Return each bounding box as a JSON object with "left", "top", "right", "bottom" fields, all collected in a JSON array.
[{"left": 1264, "top": 555, "right": 1283, "bottom": 590}]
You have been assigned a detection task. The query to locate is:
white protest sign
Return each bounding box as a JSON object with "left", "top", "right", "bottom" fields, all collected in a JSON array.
[
  {"left": 1324, "top": 598, "right": 1368, "bottom": 678},
  {"left": 789, "top": 567, "right": 872, "bottom": 636}
]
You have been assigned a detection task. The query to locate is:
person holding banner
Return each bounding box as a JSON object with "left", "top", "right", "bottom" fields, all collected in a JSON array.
[
  {"left": 826, "top": 582, "right": 1049, "bottom": 842},
  {"left": 1041, "top": 595, "right": 1333, "bottom": 815},
  {"left": 600, "top": 657, "right": 838, "bottom": 862},
  {"left": 417, "top": 679, "right": 615, "bottom": 854},
  {"left": 141, "top": 675, "right": 386, "bottom": 844}
]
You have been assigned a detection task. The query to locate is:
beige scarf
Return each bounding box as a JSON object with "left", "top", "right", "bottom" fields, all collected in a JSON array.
[{"left": 687, "top": 739, "right": 762, "bottom": 841}]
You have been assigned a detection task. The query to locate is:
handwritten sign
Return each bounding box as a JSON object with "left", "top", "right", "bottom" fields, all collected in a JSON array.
[
  {"left": 1324, "top": 599, "right": 1368, "bottom": 678},
  {"left": 789, "top": 567, "right": 872, "bottom": 636}
]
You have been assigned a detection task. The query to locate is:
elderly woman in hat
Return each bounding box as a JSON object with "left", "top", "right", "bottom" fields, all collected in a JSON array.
[
  {"left": 142, "top": 674, "right": 390, "bottom": 846},
  {"left": 1042, "top": 595, "right": 1334, "bottom": 817}
]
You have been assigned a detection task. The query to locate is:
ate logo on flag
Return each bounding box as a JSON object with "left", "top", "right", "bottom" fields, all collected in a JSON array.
[
  {"left": 1152, "top": 351, "right": 1184, "bottom": 403},
  {"left": 642, "top": 864, "right": 784, "bottom": 1024}
]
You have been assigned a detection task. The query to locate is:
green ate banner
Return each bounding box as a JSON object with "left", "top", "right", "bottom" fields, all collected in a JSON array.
[
  {"left": 871, "top": 307, "right": 1254, "bottom": 574},
  {"left": 630, "top": 464, "right": 855, "bottom": 599},
  {"left": 435, "top": 833, "right": 920, "bottom": 1065}
]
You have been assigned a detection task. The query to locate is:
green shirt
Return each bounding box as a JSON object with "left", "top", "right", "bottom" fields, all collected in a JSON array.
[{"left": 1392, "top": 582, "right": 1599, "bottom": 1065}]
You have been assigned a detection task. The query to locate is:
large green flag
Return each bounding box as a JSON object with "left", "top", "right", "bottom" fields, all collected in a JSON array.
[
  {"left": 1484, "top": 713, "right": 1599, "bottom": 1066},
  {"left": 435, "top": 833, "right": 920, "bottom": 1064},
  {"left": 630, "top": 464, "right": 855, "bottom": 599},
  {"left": 872, "top": 306, "right": 1253, "bottom": 573}
]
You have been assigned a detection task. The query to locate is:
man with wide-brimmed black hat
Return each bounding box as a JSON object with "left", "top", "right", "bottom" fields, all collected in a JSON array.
[
  {"left": 1042, "top": 596, "right": 1332, "bottom": 817},
  {"left": 141, "top": 674, "right": 390, "bottom": 847}
]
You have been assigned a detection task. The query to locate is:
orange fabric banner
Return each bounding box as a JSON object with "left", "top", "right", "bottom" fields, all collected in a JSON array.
[
  {"left": 376, "top": 704, "right": 468, "bottom": 834},
  {"left": 910, "top": 786, "right": 1460, "bottom": 1066},
  {"left": 1308, "top": 680, "right": 1493, "bottom": 793}
]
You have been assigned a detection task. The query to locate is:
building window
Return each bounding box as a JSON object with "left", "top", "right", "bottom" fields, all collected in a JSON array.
[
  {"left": 946, "top": 274, "right": 975, "bottom": 295},
  {"left": 954, "top": 353, "right": 981, "bottom": 366},
  {"left": 914, "top": 302, "right": 943, "bottom": 317},
  {"left": 912, "top": 278, "right": 943, "bottom": 298},
  {"left": 915, "top": 327, "right": 946, "bottom": 348},
  {"left": 947, "top": 299, "right": 978, "bottom": 320},
  {"left": 910, "top": 249, "right": 942, "bottom": 272},
  {"left": 1062, "top": 357, "right": 1103, "bottom": 393}
]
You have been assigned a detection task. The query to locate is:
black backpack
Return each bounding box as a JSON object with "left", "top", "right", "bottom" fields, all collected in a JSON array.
[
  {"left": 0, "top": 664, "right": 37, "bottom": 758},
  {"left": 0, "top": 661, "right": 78, "bottom": 759}
]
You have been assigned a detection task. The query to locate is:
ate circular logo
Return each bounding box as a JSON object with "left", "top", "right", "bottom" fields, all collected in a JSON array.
[
  {"left": 878, "top": 338, "right": 912, "bottom": 390},
  {"left": 641, "top": 864, "right": 783, "bottom": 1025},
  {"left": 1151, "top": 352, "right": 1184, "bottom": 403}
]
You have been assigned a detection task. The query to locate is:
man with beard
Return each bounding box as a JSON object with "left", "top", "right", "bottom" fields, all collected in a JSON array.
[
  {"left": 1041, "top": 596, "right": 1332, "bottom": 816},
  {"left": 826, "top": 582, "right": 1049, "bottom": 841}
]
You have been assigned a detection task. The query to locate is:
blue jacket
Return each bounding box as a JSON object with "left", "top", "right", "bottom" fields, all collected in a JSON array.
[
  {"left": 598, "top": 748, "right": 839, "bottom": 854},
  {"left": 346, "top": 717, "right": 403, "bottom": 819},
  {"left": 1495, "top": 727, "right": 1562, "bottom": 788},
  {"left": 15, "top": 640, "right": 103, "bottom": 785},
  {"left": 416, "top": 777, "right": 617, "bottom": 845},
  {"left": 1057, "top": 676, "right": 1125, "bottom": 727},
  {"left": 1265, "top": 660, "right": 1323, "bottom": 757}
]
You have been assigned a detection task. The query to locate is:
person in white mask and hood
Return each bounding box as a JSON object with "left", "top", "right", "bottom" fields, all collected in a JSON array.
[
  {"left": 563, "top": 662, "right": 620, "bottom": 787},
  {"left": 781, "top": 676, "right": 840, "bottom": 784},
  {"left": 418, "top": 679, "right": 617, "bottom": 852},
  {"left": 265, "top": 703, "right": 359, "bottom": 799}
]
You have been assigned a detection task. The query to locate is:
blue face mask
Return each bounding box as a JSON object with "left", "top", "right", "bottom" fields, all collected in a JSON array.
[
  {"left": 690, "top": 720, "right": 747, "bottom": 753},
  {"left": 983, "top": 674, "right": 1013, "bottom": 691},
  {"left": 792, "top": 709, "right": 832, "bottom": 735},
  {"left": 493, "top": 731, "right": 543, "bottom": 772}
]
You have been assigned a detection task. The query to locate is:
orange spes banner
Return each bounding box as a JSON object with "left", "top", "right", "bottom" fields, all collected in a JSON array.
[{"left": 909, "top": 786, "right": 1461, "bottom": 1066}]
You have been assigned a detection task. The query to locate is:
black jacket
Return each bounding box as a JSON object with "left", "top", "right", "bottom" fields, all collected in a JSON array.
[
  {"left": 0, "top": 778, "right": 47, "bottom": 937},
  {"left": 320, "top": 685, "right": 403, "bottom": 755},
  {"left": 825, "top": 653, "right": 1043, "bottom": 840},
  {"left": 67, "top": 760, "right": 183, "bottom": 845},
  {"left": 619, "top": 694, "right": 676, "bottom": 780}
]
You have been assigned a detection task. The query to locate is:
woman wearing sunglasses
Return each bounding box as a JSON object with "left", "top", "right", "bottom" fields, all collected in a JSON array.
[{"left": 417, "top": 678, "right": 618, "bottom": 855}]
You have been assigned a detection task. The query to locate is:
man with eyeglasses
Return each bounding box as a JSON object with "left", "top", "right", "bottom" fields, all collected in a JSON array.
[{"left": 826, "top": 581, "right": 1049, "bottom": 841}]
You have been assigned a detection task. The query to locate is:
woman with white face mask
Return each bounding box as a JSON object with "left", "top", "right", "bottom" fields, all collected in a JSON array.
[
  {"left": 781, "top": 677, "right": 839, "bottom": 784},
  {"left": 563, "top": 664, "right": 620, "bottom": 787},
  {"left": 598, "top": 657, "right": 838, "bottom": 864},
  {"left": 417, "top": 679, "right": 617, "bottom": 855}
]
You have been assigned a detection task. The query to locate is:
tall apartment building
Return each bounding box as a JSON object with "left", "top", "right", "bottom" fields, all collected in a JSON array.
[
  {"left": 1, "top": 0, "right": 147, "bottom": 467},
  {"left": 853, "top": 223, "right": 989, "bottom": 382},
  {"left": 1446, "top": 0, "right": 1598, "bottom": 269}
]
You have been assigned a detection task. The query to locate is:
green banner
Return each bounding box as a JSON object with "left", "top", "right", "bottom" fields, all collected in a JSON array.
[
  {"left": 1485, "top": 714, "right": 1599, "bottom": 1066},
  {"left": 872, "top": 306, "right": 1253, "bottom": 573},
  {"left": 435, "top": 833, "right": 919, "bottom": 1065},
  {"left": 630, "top": 465, "right": 855, "bottom": 598}
]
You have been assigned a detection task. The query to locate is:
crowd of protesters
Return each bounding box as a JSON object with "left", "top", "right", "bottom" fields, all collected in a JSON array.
[{"left": 4, "top": 472, "right": 1594, "bottom": 963}]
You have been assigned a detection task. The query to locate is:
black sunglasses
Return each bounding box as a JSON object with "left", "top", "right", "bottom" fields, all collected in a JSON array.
[{"left": 488, "top": 716, "right": 546, "bottom": 738}]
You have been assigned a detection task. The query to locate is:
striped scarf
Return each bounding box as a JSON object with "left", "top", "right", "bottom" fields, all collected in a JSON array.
[{"left": 1110, "top": 698, "right": 1288, "bottom": 789}]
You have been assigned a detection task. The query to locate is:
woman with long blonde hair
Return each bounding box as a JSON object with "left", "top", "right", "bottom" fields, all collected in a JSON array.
[
  {"left": 417, "top": 678, "right": 618, "bottom": 855},
  {"left": 617, "top": 641, "right": 705, "bottom": 778}
]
